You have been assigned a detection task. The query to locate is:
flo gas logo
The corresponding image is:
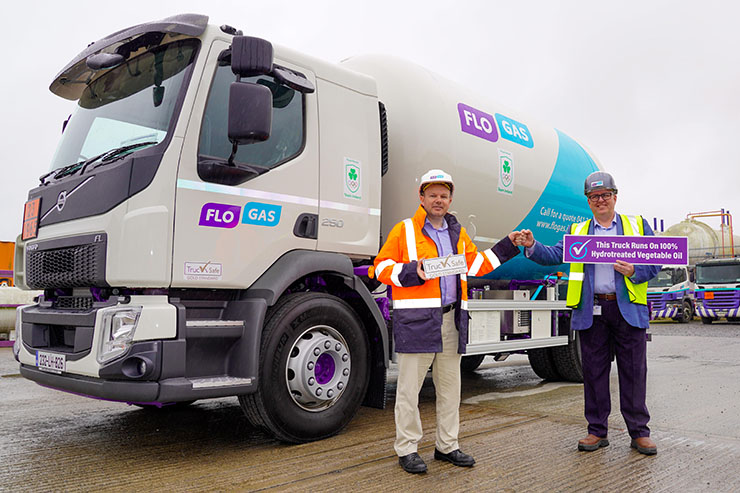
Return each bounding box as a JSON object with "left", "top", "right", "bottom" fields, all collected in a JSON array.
[
  {"left": 242, "top": 202, "right": 282, "bottom": 227},
  {"left": 199, "top": 203, "right": 241, "bottom": 228},
  {"left": 199, "top": 201, "right": 282, "bottom": 228},
  {"left": 458, "top": 103, "right": 498, "bottom": 142},
  {"left": 495, "top": 113, "right": 533, "bottom": 148}
]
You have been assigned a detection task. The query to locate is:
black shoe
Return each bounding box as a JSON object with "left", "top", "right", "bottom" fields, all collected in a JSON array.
[
  {"left": 434, "top": 448, "right": 475, "bottom": 467},
  {"left": 398, "top": 452, "right": 427, "bottom": 474}
]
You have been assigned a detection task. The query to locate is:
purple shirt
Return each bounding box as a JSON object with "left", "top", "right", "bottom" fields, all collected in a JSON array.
[{"left": 423, "top": 218, "right": 457, "bottom": 306}]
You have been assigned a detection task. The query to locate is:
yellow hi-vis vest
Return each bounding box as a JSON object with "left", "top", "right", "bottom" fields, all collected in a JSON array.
[{"left": 565, "top": 214, "right": 647, "bottom": 308}]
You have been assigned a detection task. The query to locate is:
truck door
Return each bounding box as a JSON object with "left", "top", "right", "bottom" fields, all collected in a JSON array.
[{"left": 172, "top": 40, "right": 319, "bottom": 288}]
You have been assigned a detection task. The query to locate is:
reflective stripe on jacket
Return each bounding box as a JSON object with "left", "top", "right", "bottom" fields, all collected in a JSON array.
[
  {"left": 373, "top": 205, "right": 520, "bottom": 353},
  {"left": 566, "top": 214, "right": 648, "bottom": 307}
]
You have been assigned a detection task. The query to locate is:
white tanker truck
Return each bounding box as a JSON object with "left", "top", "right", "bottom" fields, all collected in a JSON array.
[{"left": 14, "top": 14, "right": 601, "bottom": 443}]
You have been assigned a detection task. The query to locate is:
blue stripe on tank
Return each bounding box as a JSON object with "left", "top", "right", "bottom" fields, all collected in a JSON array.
[{"left": 485, "top": 129, "right": 598, "bottom": 280}]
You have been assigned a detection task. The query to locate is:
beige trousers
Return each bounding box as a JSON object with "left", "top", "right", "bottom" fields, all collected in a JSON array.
[{"left": 394, "top": 311, "right": 462, "bottom": 456}]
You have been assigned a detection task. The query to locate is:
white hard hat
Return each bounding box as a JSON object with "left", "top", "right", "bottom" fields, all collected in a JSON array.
[{"left": 419, "top": 169, "right": 454, "bottom": 193}]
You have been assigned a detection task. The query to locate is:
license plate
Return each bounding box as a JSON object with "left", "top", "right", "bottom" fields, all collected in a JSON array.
[{"left": 36, "top": 351, "right": 66, "bottom": 374}]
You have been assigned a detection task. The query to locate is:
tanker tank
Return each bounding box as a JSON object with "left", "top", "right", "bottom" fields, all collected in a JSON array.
[
  {"left": 663, "top": 219, "right": 739, "bottom": 263},
  {"left": 341, "top": 55, "right": 602, "bottom": 280}
]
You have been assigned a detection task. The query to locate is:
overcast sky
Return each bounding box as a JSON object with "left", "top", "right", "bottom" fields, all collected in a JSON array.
[{"left": 1, "top": 0, "right": 738, "bottom": 242}]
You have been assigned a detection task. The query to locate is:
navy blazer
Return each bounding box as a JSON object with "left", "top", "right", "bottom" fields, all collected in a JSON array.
[{"left": 527, "top": 215, "right": 661, "bottom": 330}]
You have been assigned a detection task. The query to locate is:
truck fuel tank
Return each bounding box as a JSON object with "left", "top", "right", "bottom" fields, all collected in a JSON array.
[{"left": 341, "top": 55, "right": 600, "bottom": 280}]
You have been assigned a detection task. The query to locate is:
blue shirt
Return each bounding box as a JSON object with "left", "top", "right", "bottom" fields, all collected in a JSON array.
[
  {"left": 593, "top": 216, "right": 618, "bottom": 294},
  {"left": 423, "top": 218, "right": 457, "bottom": 306}
]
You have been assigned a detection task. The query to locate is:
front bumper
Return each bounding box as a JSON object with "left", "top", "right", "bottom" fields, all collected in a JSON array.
[{"left": 16, "top": 295, "right": 264, "bottom": 403}]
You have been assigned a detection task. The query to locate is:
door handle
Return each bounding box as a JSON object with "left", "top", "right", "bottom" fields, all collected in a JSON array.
[{"left": 293, "top": 213, "right": 318, "bottom": 239}]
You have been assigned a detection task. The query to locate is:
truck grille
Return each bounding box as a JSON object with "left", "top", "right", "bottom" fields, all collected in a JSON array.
[
  {"left": 647, "top": 293, "right": 666, "bottom": 310},
  {"left": 25, "top": 234, "right": 107, "bottom": 289},
  {"left": 704, "top": 291, "right": 740, "bottom": 309},
  {"left": 53, "top": 296, "right": 95, "bottom": 311}
]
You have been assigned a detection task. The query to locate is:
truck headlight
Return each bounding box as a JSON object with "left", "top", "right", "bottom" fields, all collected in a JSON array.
[{"left": 97, "top": 307, "right": 142, "bottom": 364}]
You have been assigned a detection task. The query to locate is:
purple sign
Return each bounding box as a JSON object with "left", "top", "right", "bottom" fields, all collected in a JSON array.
[
  {"left": 458, "top": 103, "right": 498, "bottom": 142},
  {"left": 563, "top": 235, "right": 689, "bottom": 265},
  {"left": 199, "top": 203, "right": 241, "bottom": 228}
]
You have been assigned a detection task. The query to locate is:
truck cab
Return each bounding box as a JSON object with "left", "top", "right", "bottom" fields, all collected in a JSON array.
[
  {"left": 694, "top": 257, "right": 740, "bottom": 324},
  {"left": 647, "top": 266, "right": 694, "bottom": 323}
]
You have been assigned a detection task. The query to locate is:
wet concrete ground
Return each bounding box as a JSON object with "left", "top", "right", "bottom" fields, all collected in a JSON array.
[{"left": 2, "top": 320, "right": 739, "bottom": 492}]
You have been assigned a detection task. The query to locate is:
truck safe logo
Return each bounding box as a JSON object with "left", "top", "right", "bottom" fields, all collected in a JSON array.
[
  {"left": 458, "top": 103, "right": 498, "bottom": 143},
  {"left": 199, "top": 203, "right": 241, "bottom": 228},
  {"left": 242, "top": 202, "right": 282, "bottom": 227},
  {"left": 495, "top": 113, "right": 534, "bottom": 148},
  {"left": 185, "top": 261, "right": 222, "bottom": 281}
]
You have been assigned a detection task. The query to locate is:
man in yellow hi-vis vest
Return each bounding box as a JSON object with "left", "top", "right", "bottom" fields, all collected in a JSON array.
[{"left": 519, "top": 171, "right": 661, "bottom": 456}]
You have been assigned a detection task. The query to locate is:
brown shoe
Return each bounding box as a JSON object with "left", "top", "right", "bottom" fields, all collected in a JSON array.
[
  {"left": 578, "top": 434, "right": 609, "bottom": 451},
  {"left": 631, "top": 437, "right": 657, "bottom": 455}
]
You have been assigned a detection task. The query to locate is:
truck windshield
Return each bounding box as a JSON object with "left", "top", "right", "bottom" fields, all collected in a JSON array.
[
  {"left": 49, "top": 38, "right": 199, "bottom": 172},
  {"left": 648, "top": 269, "right": 675, "bottom": 288},
  {"left": 696, "top": 263, "right": 740, "bottom": 284}
]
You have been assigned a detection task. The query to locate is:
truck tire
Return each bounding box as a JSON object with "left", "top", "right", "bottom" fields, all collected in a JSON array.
[
  {"left": 527, "top": 348, "right": 561, "bottom": 381},
  {"left": 701, "top": 316, "right": 713, "bottom": 325},
  {"left": 676, "top": 301, "right": 693, "bottom": 323},
  {"left": 551, "top": 331, "right": 584, "bottom": 383},
  {"left": 239, "top": 292, "right": 370, "bottom": 443},
  {"left": 460, "top": 354, "right": 486, "bottom": 372}
]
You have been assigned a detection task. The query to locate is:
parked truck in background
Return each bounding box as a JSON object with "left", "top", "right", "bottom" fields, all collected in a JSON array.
[
  {"left": 15, "top": 14, "right": 603, "bottom": 443},
  {"left": 647, "top": 266, "right": 694, "bottom": 323},
  {"left": 694, "top": 257, "right": 740, "bottom": 324}
]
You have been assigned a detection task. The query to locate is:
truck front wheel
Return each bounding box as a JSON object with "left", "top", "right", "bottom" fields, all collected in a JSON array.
[
  {"left": 676, "top": 301, "right": 693, "bottom": 323},
  {"left": 701, "top": 316, "right": 713, "bottom": 325},
  {"left": 239, "top": 292, "right": 370, "bottom": 443}
]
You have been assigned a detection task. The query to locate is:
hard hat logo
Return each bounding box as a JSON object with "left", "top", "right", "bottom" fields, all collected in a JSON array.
[{"left": 419, "top": 169, "right": 454, "bottom": 194}]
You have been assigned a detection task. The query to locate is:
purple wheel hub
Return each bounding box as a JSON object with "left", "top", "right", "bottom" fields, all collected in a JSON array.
[{"left": 314, "top": 353, "right": 336, "bottom": 385}]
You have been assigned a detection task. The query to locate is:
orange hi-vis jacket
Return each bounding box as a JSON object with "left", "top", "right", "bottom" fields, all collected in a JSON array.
[{"left": 372, "top": 206, "right": 520, "bottom": 353}]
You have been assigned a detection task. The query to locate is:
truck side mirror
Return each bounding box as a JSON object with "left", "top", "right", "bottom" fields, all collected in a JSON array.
[
  {"left": 230, "top": 36, "right": 273, "bottom": 77},
  {"left": 228, "top": 81, "right": 272, "bottom": 147}
]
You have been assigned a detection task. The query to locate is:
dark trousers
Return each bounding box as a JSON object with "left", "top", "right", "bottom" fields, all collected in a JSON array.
[{"left": 579, "top": 299, "right": 651, "bottom": 438}]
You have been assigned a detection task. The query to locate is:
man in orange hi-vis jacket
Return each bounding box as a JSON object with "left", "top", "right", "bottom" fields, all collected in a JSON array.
[{"left": 372, "top": 169, "right": 522, "bottom": 474}]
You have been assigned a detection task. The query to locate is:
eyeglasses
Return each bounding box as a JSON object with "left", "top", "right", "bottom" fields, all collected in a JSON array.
[{"left": 587, "top": 192, "right": 614, "bottom": 203}]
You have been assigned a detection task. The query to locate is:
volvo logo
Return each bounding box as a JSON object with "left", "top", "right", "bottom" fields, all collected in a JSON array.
[
  {"left": 56, "top": 191, "right": 67, "bottom": 212},
  {"left": 40, "top": 175, "right": 95, "bottom": 223}
]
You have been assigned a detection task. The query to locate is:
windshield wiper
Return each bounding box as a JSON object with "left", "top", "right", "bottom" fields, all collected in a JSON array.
[
  {"left": 40, "top": 141, "right": 158, "bottom": 184},
  {"left": 86, "top": 141, "right": 159, "bottom": 172}
]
